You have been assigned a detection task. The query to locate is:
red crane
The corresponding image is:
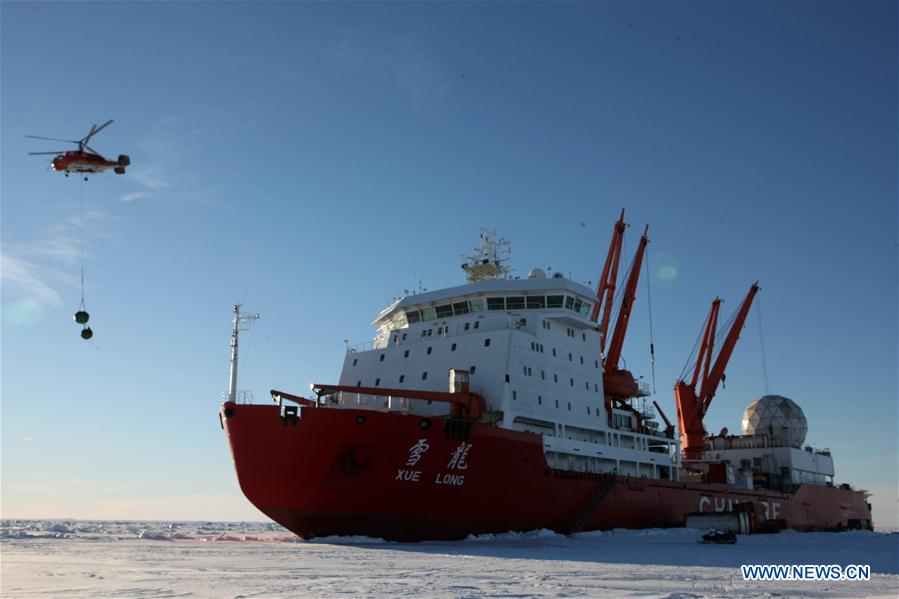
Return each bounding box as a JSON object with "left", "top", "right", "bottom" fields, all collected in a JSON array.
[
  {"left": 591, "top": 212, "right": 651, "bottom": 428},
  {"left": 675, "top": 282, "right": 760, "bottom": 460},
  {"left": 602, "top": 223, "right": 649, "bottom": 399}
]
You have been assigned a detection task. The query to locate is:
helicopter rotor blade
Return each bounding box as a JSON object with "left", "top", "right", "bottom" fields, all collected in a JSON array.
[
  {"left": 82, "top": 144, "right": 100, "bottom": 155},
  {"left": 82, "top": 119, "right": 113, "bottom": 145},
  {"left": 25, "top": 135, "right": 79, "bottom": 143},
  {"left": 29, "top": 151, "right": 66, "bottom": 155}
]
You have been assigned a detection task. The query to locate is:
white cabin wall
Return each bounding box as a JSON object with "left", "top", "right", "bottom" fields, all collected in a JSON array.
[
  {"left": 334, "top": 278, "right": 679, "bottom": 478},
  {"left": 501, "top": 312, "right": 607, "bottom": 431}
]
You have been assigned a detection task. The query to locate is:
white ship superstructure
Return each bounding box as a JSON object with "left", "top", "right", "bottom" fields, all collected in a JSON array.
[{"left": 338, "top": 235, "right": 680, "bottom": 481}]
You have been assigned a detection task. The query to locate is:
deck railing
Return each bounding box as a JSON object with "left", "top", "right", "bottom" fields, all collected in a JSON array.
[
  {"left": 220, "top": 390, "right": 256, "bottom": 404},
  {"left": 320, "top": 390, "right": 412, "bottom": 413}
]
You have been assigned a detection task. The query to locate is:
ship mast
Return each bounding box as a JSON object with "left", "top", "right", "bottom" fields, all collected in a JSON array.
[
  {"left": 228, "top": 303, "right": 260, "bottom": 403},
  {"left": 461, "top": 228, "right": 511, "bottom": 283}
]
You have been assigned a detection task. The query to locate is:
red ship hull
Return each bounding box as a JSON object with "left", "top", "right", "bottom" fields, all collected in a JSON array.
[{"left": 221, "top": 402, "right": 872, "bottom": 541}]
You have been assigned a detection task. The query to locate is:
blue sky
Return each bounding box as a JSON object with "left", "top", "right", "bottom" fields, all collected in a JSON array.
[{"left": 2, "top": 2, "right": 896, "bottom": 528}]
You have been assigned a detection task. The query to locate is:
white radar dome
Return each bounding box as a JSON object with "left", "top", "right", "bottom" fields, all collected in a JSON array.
[
  {"left": 528, "top": 268, "right": 547, "bottom": 279},
  {"left": 740, "top": 395, "right": 808, "bottom": 448}
]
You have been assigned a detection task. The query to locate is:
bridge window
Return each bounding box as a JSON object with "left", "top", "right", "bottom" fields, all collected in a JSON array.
[
  {"left": 453, "top": 301, "right": 469, "bottom": 315},
  {"left": 506, "top": 296, "right": 525, "bottom": 310},
  {"left": 547, "top": 295, "right": 563, "bottom": 308},
  {"left": 405, "top": 310, "right": 421, "bottom": 323},
  {"left": 436, "top": 304, "right": 454, "bottom": 319},
  {"left": 421, "top": 307, "right": 437, "bottom": 321},
  {"left": 487, "top": 297, "right": 505, "bottom": 311},
  {"left": 565, "top": 296, "right": 575, "bottom": 310},
  {"left": 470, "top": 298, "right": 486, "bottom": 312},
  {"left": 527, "top": 296, "right": 545, "bottom": 309}
]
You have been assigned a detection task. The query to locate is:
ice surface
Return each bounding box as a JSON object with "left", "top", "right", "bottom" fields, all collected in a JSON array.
[{"left": 1, "top": 519, "right": 897, "bottom": 597}]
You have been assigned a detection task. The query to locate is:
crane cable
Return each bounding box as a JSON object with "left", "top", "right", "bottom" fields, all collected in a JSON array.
[
  {"left": 756, "top": 295, "right": 770, "bottom": 394},
  {"left": 79, "top": 177, "right": 86, "bottom": 310},
  {"left": 644, "top": 249, "right": 656, "bottom": 394}
]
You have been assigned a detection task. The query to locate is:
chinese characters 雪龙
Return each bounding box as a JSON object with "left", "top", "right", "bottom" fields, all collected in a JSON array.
[
  {"left": 406, "top": 438, "right": 430, "bottom": 466},
  {"left": 447, "top": 442, "right": 472, "bottom": 470}
]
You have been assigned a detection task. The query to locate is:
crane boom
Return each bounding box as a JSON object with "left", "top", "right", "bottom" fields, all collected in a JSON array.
[
  {"left": 591, "top": 209, "right": 627, "bottom": 354},
  {"left": 675, "top": 282, "right": 760, "bottom": 460},
  {"left": 601, "top": 224, "right": 650, "bottom": 403},
  {"left": 604, "top": 224, "right": 649, "bottom": 374},
  {"left": 699, "top": 283, "right": 759, "bottom": 414}
]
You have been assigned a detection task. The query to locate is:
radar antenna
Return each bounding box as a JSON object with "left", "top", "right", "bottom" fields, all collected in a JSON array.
[{"left": 461, "top": 228, "right": 511, "bottom": 283}]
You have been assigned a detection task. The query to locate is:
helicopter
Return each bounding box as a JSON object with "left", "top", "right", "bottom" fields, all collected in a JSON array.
[{"left": 26, "top": 119, "right": 130, "bottom": 178}]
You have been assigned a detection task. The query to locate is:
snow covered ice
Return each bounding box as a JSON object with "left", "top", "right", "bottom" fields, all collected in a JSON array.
[{"left": 1, "top": 520, "right": 897, "bottom": 597}]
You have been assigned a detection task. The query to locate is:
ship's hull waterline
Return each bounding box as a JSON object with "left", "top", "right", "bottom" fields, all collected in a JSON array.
[{"left": 221, "top": 402, "right": 872, "bottom": 541}]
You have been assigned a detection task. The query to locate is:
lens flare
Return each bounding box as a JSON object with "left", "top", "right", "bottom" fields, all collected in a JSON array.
[{"left": 657, "top": 265, "right": 678, "bottom": 281}]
